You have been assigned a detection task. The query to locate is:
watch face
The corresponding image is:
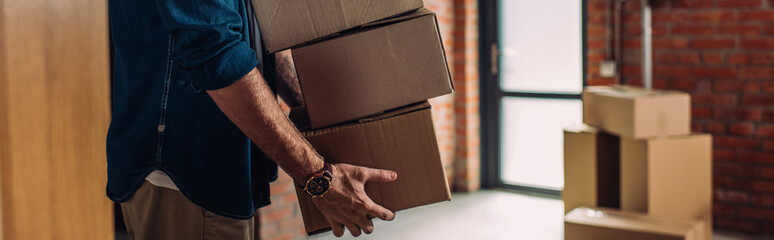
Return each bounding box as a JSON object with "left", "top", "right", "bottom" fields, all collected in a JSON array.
[{"left": 306, "top": 176, "right": 331, "bottom": 196}]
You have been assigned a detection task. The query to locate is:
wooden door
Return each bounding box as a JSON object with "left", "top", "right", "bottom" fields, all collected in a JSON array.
[{"left": 0, "top": 0, "right": 113, "bottom": 238}]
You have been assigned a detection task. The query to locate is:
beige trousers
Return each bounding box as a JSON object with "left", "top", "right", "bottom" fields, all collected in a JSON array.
[{"left": 120, "top": 180, "right": 258, "bottom": 240}]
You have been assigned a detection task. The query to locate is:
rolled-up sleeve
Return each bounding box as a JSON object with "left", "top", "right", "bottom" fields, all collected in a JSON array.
[{"left": 156, "top": 0, "right": 258, "bottom": 92}]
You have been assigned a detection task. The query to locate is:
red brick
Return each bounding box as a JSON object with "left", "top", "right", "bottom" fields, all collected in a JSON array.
[
  {"left": 738, "top": 207, "right": 774, "bottom": 221},
  {"left": 737, "top": 179, "right": 774, "bottom": 192},
  {"left": 715, "top": 216, "right": 761, "bottom": 232},
  {"left": 669, "top": 79, "right": 698, "bottom": 91},
  {"left": 714, "top": 149, "right": 737, "bottom": 161},
  {"left": 671, "top": 25, "right": 714, "bottom": 35},
  {"left": 692, "top": 122, "right": 703, "bottom": 132},
  {"left": 713, "top": 80, "right": 761, "bottom": 93},
  {"left": 587, "top": 52, "right": 605, "bottom": 62},
  {"left": 715, "top": 162, "right": 756, "bottom": 176},
  {"left": 730, "top": 123, "right": 755, "bottom": 135},
  {"left": 672, "top": 0, "right": 713, "bottom": 8},
  {"left": 764, "top": 140, "right": 774, "bottom": 150},
  {"left": 766, "top": 111, "right": 774, "bottom": 121},
  {"left": 692, "top": 67, "right": 736, "bottom": 78},
  {"left": 587, "top": 77, "right": 615, "bottom": 86},
  {"left": 715, "top": 136, "right": 760, "bottom": 149},
  {"left": 652, "top": 26, "right": 668, "bottom": 36},
  {"left": 587, "top": 2, "right": 607, "bottom": 13},
  {"left": 766, "top": 25, "right": 774, "bottom": 34},
  {"left": 587, "top": 14, "right": 605, "bottom": 24},
  {"left": 623, "top": 13, "right": 641, "bottom": 23},
  {"left": 702, "top": 53, "right": 724, "bottom": 64},
  {"left": 262, "top": 207, "right": 293, "bottom": 222},
  {"left": 622, "top": 65, "right": 641, "bottom": 76},
  {"left": 728, "top": 190, "right": 751, "bottom": 204},
  {"left": 587, "top": 39, "right": 605, "bottom": 49},
  {"left": 750, "top": 53, "right": 774, "bottom": 65},
  {"left": 692, "top": 93, "right": 738, "bottom": 106},
  {"left": 689, "top": 11, "right": 737, "bottom": 22},
  {"left": 718, "top": 0, "right": 762, "bottom": 7},
  {"left": 741, "top": 95, "right": 774, "bottom": 106},
  {"left": 738, "top": 10, "right": 774, "bottom": 21},
  {"left": 652, "top": 38, "right": 690, "bottom": 48},
  {"left": 740, "top": 67, "right": 774, "bottom": 79},
  {"left": 714, "top": 202, "right": 737, "bottom": 215},
  {"left": 690, "top": 39, "right": 736, "bottom": 49},
  {"left": 714, "top": 108, "right": 762, "bottom": 121},
  {"left": 623, "top": 39, "right": 641, "bottom": 49},
  {"left": 738, "top": 151, "right": 774, "bottom": 164},
  {"left": 762, "top": 82, "right": 774, "bottom": 93},
  {"left": 717, "top": 25, "right": 761, "bottom": 35},
  {"left": 656, "top": 53, "right": 678, "bottom": 63},
  {"left": 655, "top": 53, "right": 699, "bottom": 64},
  {"left": 728, "top": 53, "right": 750, "bottom": 65},
  {"left": 751, "top": 194, "right": 774, "bottom": 207},
  {"left": 741, "top": 39, "right": 774, "bottom": 49},
  {"left": 692, "top": 107, "right": 713, "bottom": 119},
  {"left": 755, "top": 124, "right": 774, "bottom": 137},
  {"left": 762, "top": 168, "right": 774, "bottom": 179},
  {"left": 653, "top": 66, "right": 691, "bottom": 77},
  {"left": 706, "top": 122, "right": 728, "bottom": 133},
  {"left": 743, "top": 81, "right": 763, "bottom": 93}
]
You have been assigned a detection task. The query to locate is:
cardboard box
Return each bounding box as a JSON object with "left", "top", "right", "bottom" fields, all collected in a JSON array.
[
  {"left": 563, "top": 125, "right": 620, "bottom": 213},
  {"left": 582, "top": 85, "right": 690, "bottom": 139},
  {"left": 620, "top": 134, "right": 712, "bottom": 239},
  {"left": 565, "top": 207, "right": 705, "bottom": 240},
  {"left": 250, "top": 0, "right": 423, "bottom": 53},
  {"left": 293, "top": 102, "right": 451, "bottom": 234},
  {"left": 292, "top": 9, "right": 453, "bottom": 129}
]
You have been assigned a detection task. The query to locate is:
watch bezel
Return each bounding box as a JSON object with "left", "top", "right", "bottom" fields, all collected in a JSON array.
[{"left": 302, "top": 162, "right": 333, "bottom": 198}]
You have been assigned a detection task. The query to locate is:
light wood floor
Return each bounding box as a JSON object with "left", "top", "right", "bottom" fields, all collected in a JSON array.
[{"left": 310, "top": 190, "right": 773, "bottom": 240}]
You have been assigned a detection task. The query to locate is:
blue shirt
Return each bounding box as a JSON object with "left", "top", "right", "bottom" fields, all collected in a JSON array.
[{"left": 107, "top": 0, "right": 278, "bottom": 219}]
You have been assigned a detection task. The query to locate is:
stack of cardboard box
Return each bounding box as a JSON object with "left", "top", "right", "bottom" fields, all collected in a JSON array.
[
  {"left": 563, "top": 85, "right": 712, "bottom": 240},
  {"left": 250, "top": 0, "right": 453, "bottom": 235}
]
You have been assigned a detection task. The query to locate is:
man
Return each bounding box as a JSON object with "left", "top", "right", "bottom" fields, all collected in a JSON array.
[{"left": 107, "top": 0, "right": 395, "bottom": 239}]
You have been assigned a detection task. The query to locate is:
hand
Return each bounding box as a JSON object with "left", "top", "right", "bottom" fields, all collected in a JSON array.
[{"left": 312, "top": 163, "right": 397, "bottom": 237}]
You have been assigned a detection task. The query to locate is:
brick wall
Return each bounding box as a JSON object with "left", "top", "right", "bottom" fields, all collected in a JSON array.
[
  {"left": 586, "top": 0, "right": 774, "bottom": 234},
  {"left": 258, "top": 0, "right": 481, "bottom": 238}
]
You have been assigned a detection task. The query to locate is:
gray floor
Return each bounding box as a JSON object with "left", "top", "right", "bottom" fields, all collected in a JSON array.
[{"left": 310, "top": 190, "right": 774, "bottom": 240}]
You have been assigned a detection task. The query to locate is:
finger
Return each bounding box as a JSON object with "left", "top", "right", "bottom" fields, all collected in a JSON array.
[
  {"left": 362, "top": 198, "right": 395, "bottom": 221},
  {"left": 345, "top": 223, "right": 361, "bottom": 237},
  {"left": 327, "top": 220, "right": 344, "bottom": 237},
  {"left": 361, "top": 167, "right": 397, "bottom": 183},
  {"left": 359, "top": 218, "right": 374, "bottom": 234}
]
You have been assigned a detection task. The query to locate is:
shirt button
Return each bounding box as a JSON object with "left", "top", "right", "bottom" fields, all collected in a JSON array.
[{"left": 157, "top": 124, "right": 166, "bottom": 132}]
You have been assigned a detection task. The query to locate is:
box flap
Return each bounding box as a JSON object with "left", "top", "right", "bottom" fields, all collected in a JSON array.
[
  {"left": 358, "top": 101, "right": 432, "bottom": 123},
  {"left": 584, "top": 85, "right": 688, "bottom": 99},
  {"left": 566, "top": 207, "right": 701, "bottom": 236},
  {"left": 361, "top": 8, "right": 434, "bottom": 28}
]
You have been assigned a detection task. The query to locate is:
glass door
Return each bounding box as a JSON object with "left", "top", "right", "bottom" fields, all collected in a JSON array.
[{"left": 481, "top": 0, "right": 586, "bottom": 195}]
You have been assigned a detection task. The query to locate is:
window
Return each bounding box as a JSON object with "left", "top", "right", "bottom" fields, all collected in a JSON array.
[{"left": 481, "top": 0, "right": 586, "bottom": 195}]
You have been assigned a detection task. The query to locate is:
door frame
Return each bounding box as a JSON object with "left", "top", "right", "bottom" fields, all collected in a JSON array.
[{"left": 479, "top": 0, "right": 589, "bottom": 197}]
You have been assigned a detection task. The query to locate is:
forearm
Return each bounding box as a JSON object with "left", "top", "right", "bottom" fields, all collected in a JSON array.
[
  {"left": 207, "top": 67, "right": 322, "bottom": 183},
  {"left": 274, "top": 50, "right": 304, "bottom": 107}
]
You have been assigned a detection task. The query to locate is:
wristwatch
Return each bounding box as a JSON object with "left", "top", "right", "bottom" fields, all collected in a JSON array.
[{"left": 302, "top": 162, "right": 333, "bottom": 198}]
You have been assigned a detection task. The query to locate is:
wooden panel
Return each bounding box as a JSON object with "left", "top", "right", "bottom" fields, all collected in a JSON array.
[{"left": 0, "top": 0, "right": 113, "bottom": 238}]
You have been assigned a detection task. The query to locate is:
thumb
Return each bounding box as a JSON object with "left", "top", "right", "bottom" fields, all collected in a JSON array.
[{"left": 361, "top": 167, "right": 397, "bottom": 183}]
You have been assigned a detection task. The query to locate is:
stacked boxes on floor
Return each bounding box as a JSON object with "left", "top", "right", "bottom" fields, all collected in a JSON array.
[
  {"left": 563, "top": 85, "right": 712, "bottom": 240},
  {"left": 250, "top": 1, "right": 453, "bottom": 235}
]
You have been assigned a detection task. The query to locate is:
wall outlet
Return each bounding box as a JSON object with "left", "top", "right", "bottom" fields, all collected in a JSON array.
[{"left": 600, "top": 61, "right": 616, "bottom": 78}]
